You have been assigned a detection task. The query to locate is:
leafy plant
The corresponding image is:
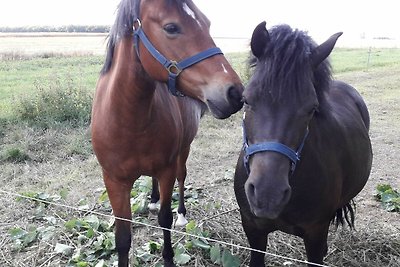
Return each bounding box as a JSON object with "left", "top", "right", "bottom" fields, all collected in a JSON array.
[
  {"left": 10, "top": 185, "right": 240, "bottom": 266},
  {"left": 9, "top": 227, "right": 39, "bottom": 250},
  {"left": 64, "top": 215, "right": 116, "bottom": 266},
  {"left": 13, "top": 75, "right": 93, "bottom": 127},
  {"left": 376, "top": 184, "right": 400, "bottom": 212},
  {"left": 185, "top": 220, "right": 241, "bottom": 267}
]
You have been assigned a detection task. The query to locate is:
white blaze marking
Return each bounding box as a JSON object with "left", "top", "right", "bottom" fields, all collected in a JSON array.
[
  {"left": 221, "top": 63, "right": 228, "bottom": 74},
  {"left": 182, "top": 3, "right": 202, "bottom": 28}
]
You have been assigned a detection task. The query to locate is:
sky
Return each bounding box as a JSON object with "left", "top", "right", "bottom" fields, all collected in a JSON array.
[{"left": 0, "top": 0, "right": 398, "bottom": 43}]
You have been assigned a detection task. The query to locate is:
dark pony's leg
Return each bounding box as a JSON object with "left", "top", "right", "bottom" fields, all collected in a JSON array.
[
  {"left": 103, "top": 171, "right": 135, "bottom": 267},
  {"left": 303, "top": 223, "right": 329, "bottom": 266},
  {"left": 157, "top": 169, "right": 177, "bottom": 267},
  {"left": 240, "top": 212, "right": 268, "bottom": 267},
  {"left": 149, "top": 177, "right": 160, "bottom": 211}
]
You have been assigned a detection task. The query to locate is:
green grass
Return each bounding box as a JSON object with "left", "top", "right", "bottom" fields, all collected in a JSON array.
[
  {"left": 0, "top": 55, "right": 103, "bottom": 119},
  {"left": 331, "top": 47, "right": 400, "bottom": 73},
  {"left": 1, "top": 48, "right": 400, "bottom": 122}
]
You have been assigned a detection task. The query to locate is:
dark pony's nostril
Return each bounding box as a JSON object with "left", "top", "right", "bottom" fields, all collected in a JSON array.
[
  {"left": 282, "top": 187, "right": 292, "bottom": 204},
  {"left": 246, "top": 182, "right": 256, "bottom": 200}
]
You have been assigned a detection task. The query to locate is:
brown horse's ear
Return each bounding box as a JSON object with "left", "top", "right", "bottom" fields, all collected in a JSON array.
[
  {"left": 251, "top": 21, "right": 269, "bottom": 58},
  {"left": 311, "top": 32, "right": 343, "bottom": 68}
]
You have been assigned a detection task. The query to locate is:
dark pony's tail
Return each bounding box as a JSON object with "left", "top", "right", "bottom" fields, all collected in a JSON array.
[{"left": 330, "top": 200, "right": 356, "bottom": 229}]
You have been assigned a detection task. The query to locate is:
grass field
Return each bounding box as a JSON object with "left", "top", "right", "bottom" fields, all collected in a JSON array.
[
  {"left": 0, "top": 39, "right": 399, "bottom": 266},
  {"left": 0, "top": 33, "right": 108, "bottom": 57}
]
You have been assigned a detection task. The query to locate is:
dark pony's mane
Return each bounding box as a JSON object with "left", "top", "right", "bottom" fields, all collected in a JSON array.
[
  {"left": 101, "top": 0, "right": 189, "bottom": 74},
  {"left": 250, "top": 24, "right": 332, "bottom": 103}
]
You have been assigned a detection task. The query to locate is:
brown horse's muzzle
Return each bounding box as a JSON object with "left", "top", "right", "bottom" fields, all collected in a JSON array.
[{"left": 205, "top": 82, "right": 244, "bottom": 119}]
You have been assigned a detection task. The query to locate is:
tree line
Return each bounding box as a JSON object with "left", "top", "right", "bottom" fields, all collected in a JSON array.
[{"left": 0, "top": 25, "right": 111, "bottom": 33}]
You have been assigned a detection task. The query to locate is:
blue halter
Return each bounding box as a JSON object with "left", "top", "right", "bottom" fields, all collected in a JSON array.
[
  {"left": 242, "top": 113, "right": 309, "bottom": 175},
  {"left": 133, "top": 19, "right": 223, "bottom": 97}
]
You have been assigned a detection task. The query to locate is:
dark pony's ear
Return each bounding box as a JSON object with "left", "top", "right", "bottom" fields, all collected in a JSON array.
[
  {"left": 311, "top": 32, "right": 343, "bottom": 68},
  {"left": 251, "top": 21, "right": 269, "bottom": 59}
]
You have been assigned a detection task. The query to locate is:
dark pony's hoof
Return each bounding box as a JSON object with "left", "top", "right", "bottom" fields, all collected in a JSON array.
[{"left": 164, "top": 261, "right": 176, "bottom": 267}]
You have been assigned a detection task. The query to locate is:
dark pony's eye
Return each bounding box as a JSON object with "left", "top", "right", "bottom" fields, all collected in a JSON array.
[
  {"left": 310, "top": 105, "right": 319, "bottom": 115},
  {"left": 163, "top": 23, "right": 181, "bottom": 35}
]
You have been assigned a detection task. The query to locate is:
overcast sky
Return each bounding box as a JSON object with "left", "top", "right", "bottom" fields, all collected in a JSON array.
[{"left": 1, "top": 0, "right": 398, "bottom": 42}]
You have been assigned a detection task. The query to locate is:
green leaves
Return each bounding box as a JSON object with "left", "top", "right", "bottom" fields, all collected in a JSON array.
[
  {"left": 9, "top": 186, "right": 242, "bottom": 266},
  {"left": 185, "top": 220, "right": 241, "bottom": 266},
  {"left": 9, "top": 227, "right": 39, "bottom": 250},
  {"left": 174, "top": 243, "right": 191, "bottom": 265},
  {"left": 55, "top": 243, "right": 74, "bottom": 256},
  {"left": 210, "top": 244, "right": 240, "bottom": 267},
  {"left": 221, "top": 249, "right": 241, "bottom": 267},
  {"left": 64, "top": 215, "right": 116, "bottom": 264},
  {"left": 376, "top": 184, "right": 400, "bottom": 212}
]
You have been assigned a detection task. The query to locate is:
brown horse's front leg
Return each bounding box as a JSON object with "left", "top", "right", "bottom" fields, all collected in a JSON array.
[
  {"left": 157, "top": 171, "right": 177, "bottom": 267},
  {"left": 103, "top": 172, "right": 135, "bottom": 267}
]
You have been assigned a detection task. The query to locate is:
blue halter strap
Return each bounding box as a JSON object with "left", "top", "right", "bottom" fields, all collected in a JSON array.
[
  {"left": 242, "top": 115, "right": 309, "bottom": 175},
  {"left": 133, "top": 19, "right": 223, "bottom": 97}
]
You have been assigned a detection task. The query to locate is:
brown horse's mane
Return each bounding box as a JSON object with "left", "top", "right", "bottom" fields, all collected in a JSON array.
[{"left": 101, "top": 0, "right": 189, "bottom": 74}]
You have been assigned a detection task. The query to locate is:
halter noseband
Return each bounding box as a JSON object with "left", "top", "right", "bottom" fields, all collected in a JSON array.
[
  {"left": 242, "top": 113, "right": 309, "bottom": 175},
  {"left": 133, "top": 19, "right": 223, "bottom": 97}
]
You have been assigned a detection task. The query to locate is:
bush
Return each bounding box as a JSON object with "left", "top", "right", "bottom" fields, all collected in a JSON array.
[
  {"left": 14, "top": 75, "right": 93, "bottom": 128},
  {"left": 1, "top": 146, "right": 30, "bottom": 162}
]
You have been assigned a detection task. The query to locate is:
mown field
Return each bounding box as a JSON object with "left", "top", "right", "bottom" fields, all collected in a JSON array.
[{"left": 0, "top": 40, "right": 399, "bottom": 267}]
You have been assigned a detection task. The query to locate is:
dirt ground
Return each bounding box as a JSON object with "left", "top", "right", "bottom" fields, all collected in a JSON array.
[{"left": 0, "top": 66, "right": 399, "bottom": 266}]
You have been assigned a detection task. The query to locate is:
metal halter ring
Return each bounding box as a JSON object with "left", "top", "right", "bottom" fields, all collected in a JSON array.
[
  {"left": 167, "top": 61, "right": 182, "bottom": 76},
  {"left": 132, "top": 19, "right": 142, "bottom": 32}
]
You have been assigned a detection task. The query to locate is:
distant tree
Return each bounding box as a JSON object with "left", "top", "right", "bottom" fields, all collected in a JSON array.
[{"left": 0, "top": 25, "right": 110, "bottom": 33}]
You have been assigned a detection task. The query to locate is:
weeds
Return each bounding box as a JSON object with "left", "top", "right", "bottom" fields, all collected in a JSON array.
[
  {"left": 1, "top": 146, "right": 30, "bottom": 162},
  {"left": 8, "top": 177, "right": 241, "bottom": 266},
  {"left": 376, "top": 184, "right": 400, "bottom": 212},
  {"left": 13, "top": 74, "right": 93, "bottom": 128}
]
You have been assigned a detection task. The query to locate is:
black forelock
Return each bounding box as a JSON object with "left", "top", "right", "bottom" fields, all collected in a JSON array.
[{"left": 249, "top": 24, "right": 332, "bottom": 102}]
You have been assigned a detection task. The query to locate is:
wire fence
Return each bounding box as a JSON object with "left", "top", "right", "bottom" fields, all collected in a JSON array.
[{"left": 0, "top": 188, "right": 332, "bottom": 267}]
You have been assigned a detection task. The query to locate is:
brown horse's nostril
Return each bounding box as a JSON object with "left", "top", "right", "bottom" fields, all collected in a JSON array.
[{"left": 228, "top": 85, "right": 244, "bottom": 110}]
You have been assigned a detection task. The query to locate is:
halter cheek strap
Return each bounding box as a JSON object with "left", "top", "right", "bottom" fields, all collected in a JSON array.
[{"left": 133, "top": 19, "right": 223, "bottom": 97}]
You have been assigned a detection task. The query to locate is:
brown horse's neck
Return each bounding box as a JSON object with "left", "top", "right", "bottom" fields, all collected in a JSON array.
[
  {"left": 101, "top": 36, "right": 158, "bottom": 129},
  {"left": 113, "top": 36, "right": 156, "bottom": 100}
]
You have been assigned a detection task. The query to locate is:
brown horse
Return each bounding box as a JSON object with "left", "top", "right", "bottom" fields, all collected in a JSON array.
[
  {"left": 91, "top": 0, "right": 244, "bottom": 266},
  {"left": 234, "top": 22, "right": 372, "bottom": 266}
]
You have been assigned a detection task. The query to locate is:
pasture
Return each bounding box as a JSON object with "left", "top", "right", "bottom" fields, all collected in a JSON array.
[{"left": 0, "top": 35, "right": 399, "bottom": 266}]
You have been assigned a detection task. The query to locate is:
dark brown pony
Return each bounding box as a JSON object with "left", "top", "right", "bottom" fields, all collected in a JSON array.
[
  {"left": 234, "top": 22, "right": 372, "bottom": 266},
  {"left": 91, "top": 0, "right": 243, "bottom": 266}
]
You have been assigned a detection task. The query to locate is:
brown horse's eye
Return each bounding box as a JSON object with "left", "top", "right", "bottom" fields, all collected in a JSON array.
[{"left": 163, "top": 23, "right": 181, "bottom": 35}]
